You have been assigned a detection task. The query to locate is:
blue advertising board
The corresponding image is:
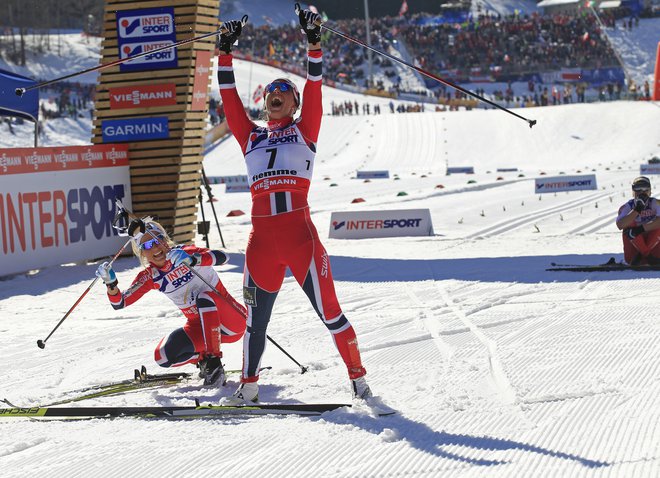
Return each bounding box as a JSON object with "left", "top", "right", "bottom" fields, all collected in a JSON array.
[
  {"left": 116, "top": 7, "right": 178, "bottom": 72},
  {"left": 0, "top": 69, "right": 38, "bottom": 122},
  {"left": 102, "top": 117, "right": 169, "bottom": 142}
]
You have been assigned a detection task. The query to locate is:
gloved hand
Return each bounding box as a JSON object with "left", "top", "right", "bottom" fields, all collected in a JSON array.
[
  {"left": 217, "top": 19, "right": 243, "bottom": 53},
  {"left": 167, "top": 248, "right": 200, "bottom": 268},
  {"left": 298, "top": 8, "right": 322, "bottom": 43},
  {"left": 626, "top": 225, "right": 645, "bottom": 239},
  {"left": 127, "top": 219, "right": 146, "bottom": 237},
  {"left": 96, "top": 262, "right": 118, "bottom": 288},
  {"left": 633, "top": 193, "right": 649, "bottom": 212}
]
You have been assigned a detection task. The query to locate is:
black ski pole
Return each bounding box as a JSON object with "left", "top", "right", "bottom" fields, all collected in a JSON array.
[
  {"left": 198, "top": 184, "right": 210, "bottom": 248},
  {"left": 16, "top": 15, "right": 249, "bottom": 97},
  {"left": 201, "top": 168, "right": 226, "bottom": 248},
  {"left": 37, "top": 238, "right": 132, "bottom": 349},
  {"left": 294, "top": 3, "right": 536, "bottom": 128}
]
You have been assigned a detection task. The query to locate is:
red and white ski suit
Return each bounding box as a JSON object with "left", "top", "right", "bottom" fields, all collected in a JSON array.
[
  {"left": 106, "top": 246, "right": 246, "bottom": 367},
  {"left": 218, "top": 50, "right": 367, "bottom": 382},
  {"left": 617, "top": 197, "right": 660, "bottom": 263}
]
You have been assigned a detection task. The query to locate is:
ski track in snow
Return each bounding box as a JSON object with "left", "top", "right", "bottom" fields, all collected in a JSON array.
[{"left": 2, "top": 18, "right": 660, "bottom": 478}]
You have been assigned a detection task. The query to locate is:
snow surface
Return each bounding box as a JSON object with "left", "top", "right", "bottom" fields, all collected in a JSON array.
[{"left": 1, "top": 14, "right": 660, "bottom": 478}]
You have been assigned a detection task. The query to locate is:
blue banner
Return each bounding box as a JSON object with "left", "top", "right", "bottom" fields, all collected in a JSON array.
[
  {"left": 579, "top": 67, "right": 626, "bottom": 86},
  {"left": 413, "top": 12, "right": 470, "bottom": 26},
  {"left": 102, "top": 117, "right": 169, "bottom": 142},
  {"left": 0, "top": 69, "right": 39, "bottom": 122},
  {"left": 116, "top": 7, "right": 178, "bottom": 72}
]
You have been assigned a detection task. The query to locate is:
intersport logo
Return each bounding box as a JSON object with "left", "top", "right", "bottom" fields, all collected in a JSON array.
[
  {"left": 109, "top": 84, "right": 177, "bottom": 109},
  {"left": 118, "top": 12, "right": 174, "bottom": 38}
]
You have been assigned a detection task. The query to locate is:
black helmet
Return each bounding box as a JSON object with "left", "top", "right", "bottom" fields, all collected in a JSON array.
[{"left": 632, "top": 176, "right": 651, "bottom": 191}]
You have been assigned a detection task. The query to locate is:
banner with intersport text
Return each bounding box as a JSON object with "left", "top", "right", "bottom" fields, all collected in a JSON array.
[
  {"left": 535, "top": 174, "right": 597, "bottom": 193},
  {"left": 116, "top": 7, "right": 178, "bottom": 73},
  {"left": 0, "top": 145, "right": 132, "bottom": 276},
  {"left": 329, "top": 209, "right": 434, "bottom": 239},
  {"left": 640, "top": 164, "right": 660, "bottom": 175}
]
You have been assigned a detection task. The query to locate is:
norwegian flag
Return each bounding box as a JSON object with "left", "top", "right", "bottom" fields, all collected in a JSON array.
[
  {"left": 252, "top": 84, "right": 264, "bottom": 104},
  {"left": 398, "top": 0, "right": 409, "bottom": 17}
]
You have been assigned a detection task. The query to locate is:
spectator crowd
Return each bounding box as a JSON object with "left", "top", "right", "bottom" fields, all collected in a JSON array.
[{"left": 235, "top": 10, "right": 624, "bottom": 96}]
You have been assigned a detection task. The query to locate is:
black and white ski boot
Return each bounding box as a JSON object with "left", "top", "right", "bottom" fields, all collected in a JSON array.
[{"left": 198, "top": 356, "right": 226, "bottom": 386}]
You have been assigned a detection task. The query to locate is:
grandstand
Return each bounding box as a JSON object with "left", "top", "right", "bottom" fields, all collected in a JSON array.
[{"left": 226, "top": 6, "right": 643, "bottom": 107}]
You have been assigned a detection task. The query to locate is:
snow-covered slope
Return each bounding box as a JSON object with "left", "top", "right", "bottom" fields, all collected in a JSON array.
[
  {"left": 1, "top": 13, "right": 660, "bottom": 478},
  {"left": 607, "top": 17, "right": 660, "bottom": 85}
]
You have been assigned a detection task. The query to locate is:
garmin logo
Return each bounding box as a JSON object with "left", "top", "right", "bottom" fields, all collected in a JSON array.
[{"left": 102, "top": 117, "right": 169, "bottom": 142}]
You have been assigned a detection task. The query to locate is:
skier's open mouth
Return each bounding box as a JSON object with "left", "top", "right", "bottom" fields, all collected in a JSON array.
[{"left": 271, "top": 97, "right": 283, "bottom": 108}]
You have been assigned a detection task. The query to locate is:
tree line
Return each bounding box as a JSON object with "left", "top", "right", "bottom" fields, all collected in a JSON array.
[{"left": 1, "top": 0, "right": 104, "bottom": 65}]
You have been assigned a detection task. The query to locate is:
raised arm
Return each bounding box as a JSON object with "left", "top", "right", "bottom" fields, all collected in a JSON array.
[
  {"left": 296, "top": 9, "right": 323, "bottom": 143},
  {"left": 106, "top": 269, "right": 155, "bottom": 310},
  {"left": 217, "top": 19, "right": 256, "bottom": 153}
]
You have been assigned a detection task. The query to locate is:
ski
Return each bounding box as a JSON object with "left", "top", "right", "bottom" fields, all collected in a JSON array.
[
  {"left": 0, "top": 402, "right": 394, "bottom": 419},
  {"left": 43, "top": 366, "right": 271, "bottom": 406},
  {"left": 546, "top": 256, "right": 660, "bottom": 272},
  {"left": 547, "top": 264, "right": 660, "bottom": 272}
]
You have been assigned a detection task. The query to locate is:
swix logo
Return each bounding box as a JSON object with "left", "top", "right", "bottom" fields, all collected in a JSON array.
[
  {"left": 118, "top": 13, "right": 174, "bottom": 38},
  {"left": 320, "top": 251, "right": 329, "bottom": 278},
  {"left": 333, "top": 221, "right": 346, "bottom": 230}
]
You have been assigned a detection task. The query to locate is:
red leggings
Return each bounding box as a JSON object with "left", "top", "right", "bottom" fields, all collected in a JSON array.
[
  {"left": 240, "top": 208, "right": 366, "bottom": 382},
  {"left": 622, "top": 229, "right": 660, "bottom": 264},
  {"left": 154, "top": 290, "right": 247, "bottom": 367}
]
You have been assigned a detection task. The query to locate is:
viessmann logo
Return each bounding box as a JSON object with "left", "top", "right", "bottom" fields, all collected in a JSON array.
[{"left": 109, "top": 84, "right": 177, "bottom": 109}]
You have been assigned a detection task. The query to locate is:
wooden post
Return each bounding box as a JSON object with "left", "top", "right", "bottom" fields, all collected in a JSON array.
[{"left": 91, "top": 0, "right": 219, "bottom": 243}]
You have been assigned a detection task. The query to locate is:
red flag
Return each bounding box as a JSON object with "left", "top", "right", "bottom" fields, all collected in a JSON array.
[
  {"left": 398, "top": 0, "right": 409, "bottom": 17},
  {"left": 253, "top": 84, "right": 264, "bottom": 104}
]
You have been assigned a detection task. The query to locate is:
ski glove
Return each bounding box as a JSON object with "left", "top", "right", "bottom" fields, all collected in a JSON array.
[
  {"left": 298, "top": 9, "right": 322, "bottom": 44},
  {"left": 96, "top": 262, "right": 118, "bottom": 288},
  {"left": 128, "top": 219, "right": 146, "bottom": 237},
  {"left": 626, "top": 225, "right": 645, "bottom": 239},
  {"left": 167, "top": 248, "right": 201, "bottom": 268},
  {"left": 217, "top": 20, "right": 243, "bottom": 53},
  {"left": 633, "top": 194, "right": 649, "bottom": 212}
]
